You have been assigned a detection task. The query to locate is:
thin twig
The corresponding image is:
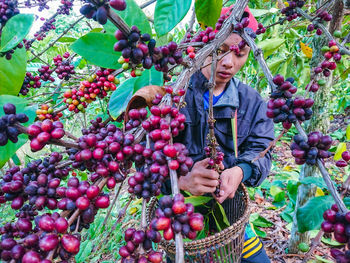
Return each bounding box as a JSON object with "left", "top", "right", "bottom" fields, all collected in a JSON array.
[
  {"left": 252, "top": 129, "right": 287, "bottom": 162},
  {"left": 102, "top": 180, "right": 124, "bottom": 226}
]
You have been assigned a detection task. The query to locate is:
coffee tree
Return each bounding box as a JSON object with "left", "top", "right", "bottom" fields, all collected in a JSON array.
[{"left": 0, "top": 0, "right": 349, "bottom": 262}]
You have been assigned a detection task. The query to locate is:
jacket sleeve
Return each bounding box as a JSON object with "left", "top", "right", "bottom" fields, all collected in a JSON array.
[{"left": 234, "top": 100, "right": 275, "bottom": 187}]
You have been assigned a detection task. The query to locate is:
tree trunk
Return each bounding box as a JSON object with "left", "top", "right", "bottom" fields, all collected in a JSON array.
[{"left": 288, "top": 0, "right": 344, "bottom": 253}]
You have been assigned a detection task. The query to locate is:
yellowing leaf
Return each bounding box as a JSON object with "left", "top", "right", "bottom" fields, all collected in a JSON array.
[
  {"left": 315, "top": 187, "right": 324, "bottom": 197},
  {"left": 334, "top": 143, "right": 347, "bottom": 161},
  {"left": 132, "top": 199, "right": 142, "bottom": 206},
  {"left": 283, "top": 165, "right": 294, "bottom": 171},
  {"left": 300, "top": 42, "right": 313, "bottom": 58},
  {"left": 128, "top": 207, "right": 138, "bottom": 215},
  {"left": 346, "top": 124, "right": 350, "bottom": 141}
]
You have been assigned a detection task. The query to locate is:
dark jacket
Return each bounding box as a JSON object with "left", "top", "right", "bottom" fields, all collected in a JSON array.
[{"left": 172, "top": 71, "right": 275, "bottom": 187}]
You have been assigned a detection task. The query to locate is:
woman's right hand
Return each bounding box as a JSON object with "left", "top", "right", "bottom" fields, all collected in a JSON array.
[{"left": 178, "top": 158, "right": 221, "bottom": 196}]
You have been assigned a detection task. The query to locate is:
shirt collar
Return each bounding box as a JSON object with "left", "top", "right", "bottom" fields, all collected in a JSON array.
[{"left": 189, "top": 71, "right": 240, "bottom": 108}]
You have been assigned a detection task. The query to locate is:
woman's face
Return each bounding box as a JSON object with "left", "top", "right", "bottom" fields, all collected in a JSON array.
[{"left": 201, "top": 33, "right": 250, "bottom": 86}]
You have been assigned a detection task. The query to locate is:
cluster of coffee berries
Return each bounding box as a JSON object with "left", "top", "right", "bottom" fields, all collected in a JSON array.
[
  {"left": 267, "top": 95, "right": 314, "bottom": 129},
  {"left": 37, "top": 214, "right": 81, "bottom": 255},
  {"left": 128, "top": 169, "right": 163, "bottom": 200},
  {"left": 215, "top": 12, "right": 228, "bottom": 31},
  {"left": 56, "top": 176, "right": 110, "bottom": 214},
  {"left": 53, "top": 52, "right": 75, "bottom": 80},
  {"left": 321, "top": 204, "right": 350, "bottom": 262},
  {"left": 0, "top": 152, "right": 69, "bottom": 210},
  {"left": 204, "top": 144, "right": 224, "bottom": 196},
  {"left": 316, "top": 9, "right": 333, "bottom": 23},
  {"left": 33, "top": 18, "right": 56, "bottom": 41},
  {"left": 36, "top": 104, "right": 63, "bottom": 121},
  {"left": 0, "top": 103, "right": 29, "bottom": 146},
  {"left": 184, "top": 27, "right": 216, "bottom": 44},
  {"left": 80, "top": 0, "right": 126, "bottom": 24},
  {"left": 267, "top": 75, "right": 313, "bottom": 128},
  {"left": 57, "top": 0, "right": 73, "bottom": 15},
  {"left": 151, "top": 194, "right": 204, "bottom": 241},
  {"left": 281, "top": 1, "right": 304, "bottom": 21},
  {"left": 291, "top": 132, "right": 332, "bottom": 165},
  {"left": 37, "top": 0, "right": 49, "bottom": 11},
  {"left": 186, "top": 46, "right": 196, "bottom": 59},
  {"left": 63, "top": 68, "right": 118, "bottom": 112},
  {"left": 0, "top": 41, "right": 23, "bottom": 60},
  {"left": 314, "top": 40, "right": 342, "bottom": 77},
  {"left": 152, "top": 41, "right": 183, "bottom": 73},
  {"left": 306, "top": 24, "right": 324, "bottom": 36},
  {"left": 125, "top": 108, "right": 148, "bottom": 131},
  {"left": 19, "top": 72, "right": 41, "bottom": 95},
  {"left": 38, "top": 65, "right": 54, "bottom": 82},
  {"left": 118, "top": 228, "right": 162, "bottom": 263},
  {"left": 70, "top": 118, "right": 132, "bottom": 179},
  {"left": 0, "top": 0, "right": 19, "bottom": 25},
  {"left": 330, "top": 249, "right": 350, "bottom": 263},
  {"left": 256, "top": 23, "right": 266, "bottom": 35},
  {"left": 114, "top": 26, "right": 155, "bottom": 70},
  {"left": 80, "top": 0, "right": 122, "bottom": 25},
  {"left": 336, "top": 151, "right": 350, "bottom": 168},
  {"left": 28, "top": 120, "right": 65, "bottom": 151}
]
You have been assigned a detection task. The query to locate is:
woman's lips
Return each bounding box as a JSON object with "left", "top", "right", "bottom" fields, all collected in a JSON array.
[{"left": 217, "top": 72, "right": 231, "bottom": 78}]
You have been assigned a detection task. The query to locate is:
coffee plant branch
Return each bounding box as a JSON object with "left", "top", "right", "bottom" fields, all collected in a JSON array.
[{"left": 242, "top": 30, "right": 348, "bottom": 213}]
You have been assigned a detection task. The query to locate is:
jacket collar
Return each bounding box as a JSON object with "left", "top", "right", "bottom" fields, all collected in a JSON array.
[{"left": 189, "top": 71, "right": 240, "bottom": 109}]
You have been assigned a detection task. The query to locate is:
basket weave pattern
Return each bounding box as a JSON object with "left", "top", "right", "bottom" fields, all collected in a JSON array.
[{"left": 146, "top": 184, "right": 250, "bottom": 262}]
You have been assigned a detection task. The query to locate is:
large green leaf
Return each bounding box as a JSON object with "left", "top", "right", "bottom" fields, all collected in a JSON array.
[
  {"left": 185, "top": 196, "right": 212, "bottom": 206},
  {"left": 195, "top": 0, "right": 222, "bottom": 28},
  {"left": 257, "top": 38, "right": 286, "bottom": 58},
  {"left": 0, "top": 14, "right": 34, "bottom": 52},
  {"left": 250, "top": 213, "right": 274, "bottom": 228},
  {"left": 134, "top": 68, "right": 163, "bottom": 92},
  {"left": 111, "top": 0, "right": 151, "bottom": 35},
  {"left": 154, "top": 0, "right": 192, "bottom": 36},
  {"left": 108, "top": 78, "right": 136, "bottom": 119},
  {"left": 0, "top": 95, "right": 37, "bottom": 168},
  {"left": 71, "top": 33, "right": 121, "bottom": 69},
  {"left": 296, "top": 195, "right": 333, "bottom": 233},
  {"left": 0, "top": 47, "right": 26, "bottom": 95}
]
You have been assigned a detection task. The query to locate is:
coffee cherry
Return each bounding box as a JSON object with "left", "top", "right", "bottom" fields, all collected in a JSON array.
[{"left": 60, "top": 234, "right": 80, "bottom": 254}]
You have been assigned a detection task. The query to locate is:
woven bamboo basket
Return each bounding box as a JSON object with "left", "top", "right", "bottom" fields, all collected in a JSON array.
[{"left": 146, "top": 184, "right": 250, "bottom": 263}]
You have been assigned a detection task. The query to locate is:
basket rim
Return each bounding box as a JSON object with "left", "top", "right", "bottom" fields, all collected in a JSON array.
[{"left": 146, "top": 183, "right": 251, "bottom": 252}]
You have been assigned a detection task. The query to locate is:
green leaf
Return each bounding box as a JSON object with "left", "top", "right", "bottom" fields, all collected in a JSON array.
[
  {"left": 346, "top": 124, "right": 350, "bottom": 141},
  {"left": 111, "top": 0, "right": 151, "bottom": 35},
  {"left": 154, "top": 0, "right": 192, "bottom": 36},
  {"left": 214, "top": 202, "right": 230, "bottom": 228},
  {"left": 0, "top": 96, "right": 37, "bottom": 168},
  {"left": 315, "top": 255, "right": 337, "bottom": 263},
  {"left": 184, "top": 196, "right": 212, "bottom": 206},
  {"left": 334, "top": 142, "right": 347, "bottom": 161},
  {"left": 250, "top": 213, "right": 274, "bottom": 228},
  {"left": 0, "top": 14, "right": 34, "bottom": 52},
  {"left": 57, "top": 36, "right": 77, "bottom": 43},
  {"left": 299, "top": 177, "right": 327, "bottom": 189},
  {"left": 108, "top": 78, "right": 136, "bottom": 119},
  {"left": 270, "top": 185, "right": 285, "bottom": 202},
  {"left": 11, "top": 153, "right": 21, "bottom": 165},
  {"left": 75, "top": 240, "right": 93, "bottom": 263},
  {"left": 296, "top": 195, "right": 333, "bottom": 233},
  {"left": 250, "top": 8, "right": 279, "bottom": 17},
  {"left": 134, "top": 68, "right": 163, "bottom": 92},
  {"left": 321, "top": 236, "right": 344, "bottom": 246},
  {"left": 195, "top": 0, "right": 222, "bottom": 28},
  {"left": 253, "top": 225, "right": 267, "bottom": 238},
  {"left": 257, "top": 38, "right": 286, "bottom": 58},
  {"left": 0, "top": 47, "right": 26, "bottom": 95},
  {"left": 71, "top": 33, "right": 121, "bottom": 69}
]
